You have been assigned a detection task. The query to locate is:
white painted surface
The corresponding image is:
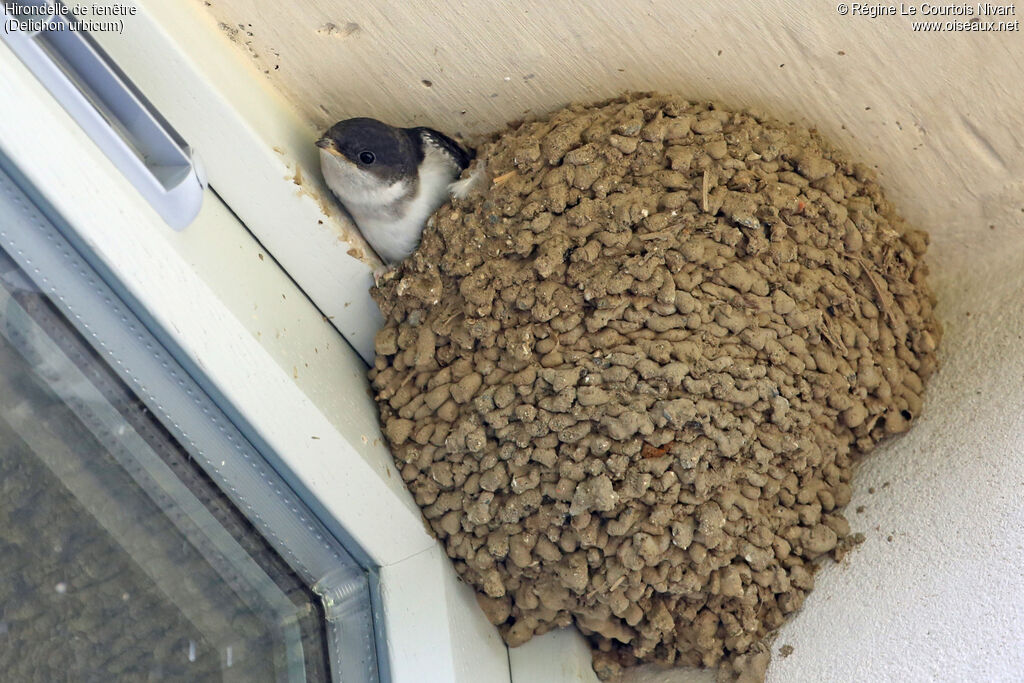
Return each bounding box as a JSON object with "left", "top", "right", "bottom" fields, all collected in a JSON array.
[
  {"left": 86, "top": 0, "right": 383, "bottom": 362},
  {"left": 189, "top": 1, "right": 1024, "bottom": 680},
  {"left": 381, "top": 544, "right": 510, "bottom": 683},
  {"left": 510, "top": 628, "right": 601, "bottom": 683}
]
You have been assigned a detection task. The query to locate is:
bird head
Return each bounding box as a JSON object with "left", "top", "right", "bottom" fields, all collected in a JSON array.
[{"left": 316, "top": 118, "right": 423, "bottom": 206}]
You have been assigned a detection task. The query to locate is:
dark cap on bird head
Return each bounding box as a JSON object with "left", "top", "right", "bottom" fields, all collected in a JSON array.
[{"left": 317, "top": 117, "right": 424, "bottom": 182}]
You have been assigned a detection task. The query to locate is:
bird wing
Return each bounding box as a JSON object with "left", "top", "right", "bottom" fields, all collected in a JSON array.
[{"left": 412, "top": 127, "right": 474, "bottom": 170}]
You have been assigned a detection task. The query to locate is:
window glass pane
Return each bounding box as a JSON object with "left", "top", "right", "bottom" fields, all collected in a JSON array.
[{"left": 0, "top": 252, "right": 331, "bottom": 681}]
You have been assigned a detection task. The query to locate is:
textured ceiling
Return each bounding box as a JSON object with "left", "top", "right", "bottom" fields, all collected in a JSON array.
[{"left": 196, "top": 0, "right": 1023, "bottom": 260}]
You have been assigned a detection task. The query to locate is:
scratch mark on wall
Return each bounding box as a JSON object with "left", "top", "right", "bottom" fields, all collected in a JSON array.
[{"left": 960, "top": 114, "right": 1009, "bottom": 172}]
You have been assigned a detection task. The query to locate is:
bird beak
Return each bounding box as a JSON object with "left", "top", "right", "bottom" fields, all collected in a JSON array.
[{"left": 316, "top": 137, "right": 338, "bottom": 152}]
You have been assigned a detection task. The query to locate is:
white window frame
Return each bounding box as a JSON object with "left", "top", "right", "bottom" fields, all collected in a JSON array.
[
  {"left": 0, "top": 43, "right": 511, "bottom": 683},
  {"left": 0, "top": 2, "right": 600, "bottom": 679}
]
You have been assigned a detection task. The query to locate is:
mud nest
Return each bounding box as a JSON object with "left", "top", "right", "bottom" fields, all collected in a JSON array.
[{"left": 369, "top": 93, "right": 940, "bottom": 681}]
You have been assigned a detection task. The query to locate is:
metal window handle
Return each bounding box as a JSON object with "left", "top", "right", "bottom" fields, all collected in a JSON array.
[{"left": 2, "top": 1, "right": 205, "bottom": 229}]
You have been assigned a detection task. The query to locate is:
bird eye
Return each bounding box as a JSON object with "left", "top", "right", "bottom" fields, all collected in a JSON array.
[{"left": 359, "top": 151, "right": 376, "bottom": 164}]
